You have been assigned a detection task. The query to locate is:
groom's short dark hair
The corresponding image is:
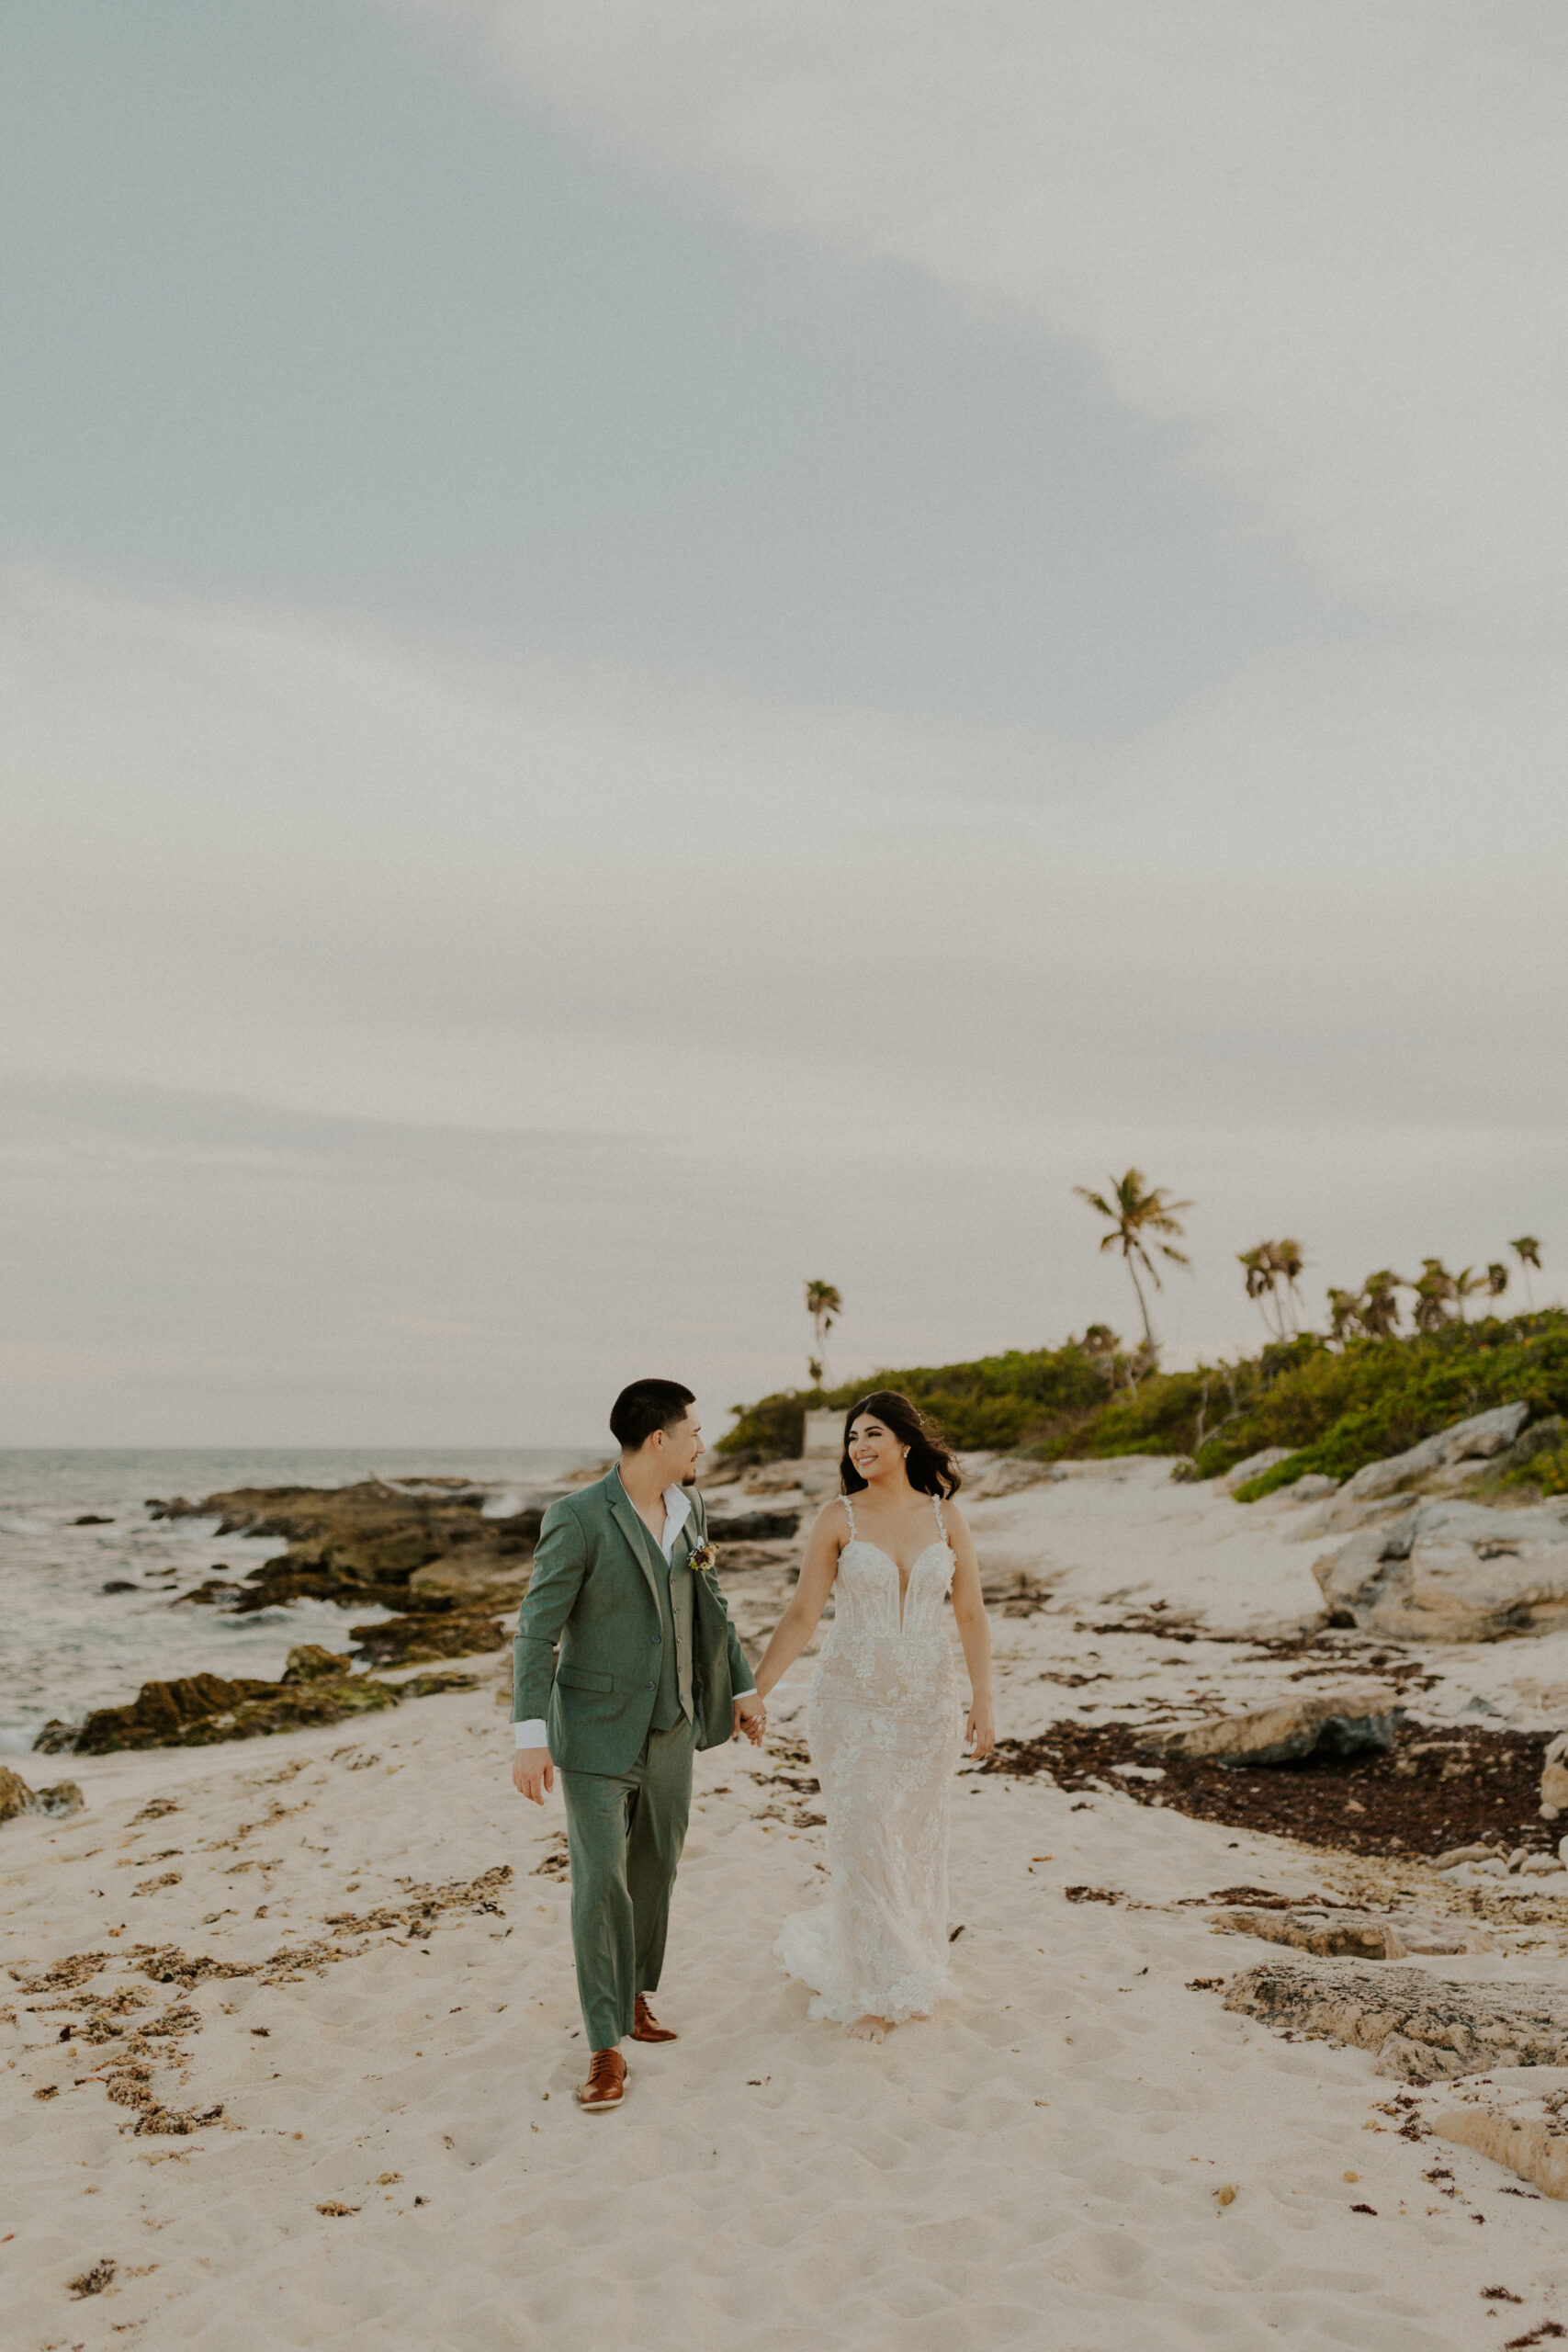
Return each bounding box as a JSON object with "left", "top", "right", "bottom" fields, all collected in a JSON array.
[{"left": 610, "top": 1379, "right": 695, "bottom": 1452}]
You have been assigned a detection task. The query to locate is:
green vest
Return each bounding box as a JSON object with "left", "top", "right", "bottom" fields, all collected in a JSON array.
[{"left": 629, "top": 1512, "right": 694, "bottom": 1731}]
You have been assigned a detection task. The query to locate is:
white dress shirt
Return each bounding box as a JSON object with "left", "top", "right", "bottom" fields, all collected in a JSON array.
[{"left": 513, "top": 1478, "right": 756, "bottom": 1747}]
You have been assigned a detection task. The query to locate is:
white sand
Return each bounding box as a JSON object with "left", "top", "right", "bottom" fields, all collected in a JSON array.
[{"left": 8, "top": 1464, "right": 1568, "bottom": 2349}]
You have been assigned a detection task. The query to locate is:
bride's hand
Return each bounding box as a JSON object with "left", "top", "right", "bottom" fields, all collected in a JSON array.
[{"left": 964, "top": 1702, "right": 995, "bottom": 1760}]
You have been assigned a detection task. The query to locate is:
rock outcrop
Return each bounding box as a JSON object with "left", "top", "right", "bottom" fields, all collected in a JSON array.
[
  {"left": 1314, "top": 1496, "right": 1568, "bottom": 1639},
  {"left": 1145, "top": 1683, "right": 1403, "bottom": 1767},
  {"left": 1333, "top": 1402, "right": 1531, "bottom": 1505},
  {"left": 1222, "top": 1447, "right": 1295, "bottom": 1493},
  {"left": 1224, "top": 1957, "right": 1568, "bottom": 2081},
  {"left": 1212, "top": 1905, "right": 1495, "bottom": 1959},
  {"left": 1433, "top": 2073, "right": 1568, "bottom": 2199},
  {"left": 34, "top": 1644, "right": 479, "bottom": 1755},
  {"left": 1541, "top": 1732, "right": 1568, "bottom": 1818},
  {"left": 348, "top": 1610, "right": 508, "bottom": 1668},
  {"left": 0, "top": 1765, "right": 85, "bottom": 1822},
  {"left": 150, "top": 1480, "right": 547, "bottom": 1615}
]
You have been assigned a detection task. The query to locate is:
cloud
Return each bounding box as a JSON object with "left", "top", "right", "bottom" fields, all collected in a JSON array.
[
  {"left": 4, "top": 560, "right": 1565, "bottom": 1442},
  {"left": 390, "top": 0, "right": 1568, "bottom": 612}
]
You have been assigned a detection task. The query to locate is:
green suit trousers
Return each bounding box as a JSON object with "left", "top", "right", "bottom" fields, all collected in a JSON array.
[{"left": 559, "top": 1715, "right": 696, "bottom": 2052}]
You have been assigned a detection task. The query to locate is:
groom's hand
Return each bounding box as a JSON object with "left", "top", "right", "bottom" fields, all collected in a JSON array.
[
  {"left": 512, "top": 1747, "right": 554, "bottom": 1804},
  {"left": 733, "top": 1693, "right": 766, "bottom": 1747}
]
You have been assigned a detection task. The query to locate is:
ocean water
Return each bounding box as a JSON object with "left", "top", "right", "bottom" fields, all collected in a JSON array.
[{"left": 0, "top": 1448, "right": 598, "bottom": 1758}]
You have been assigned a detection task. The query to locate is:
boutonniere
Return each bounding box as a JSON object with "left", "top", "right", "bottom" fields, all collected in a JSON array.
[{"left": 686, "top": 1539, "right": 720, "bottom": 1584}]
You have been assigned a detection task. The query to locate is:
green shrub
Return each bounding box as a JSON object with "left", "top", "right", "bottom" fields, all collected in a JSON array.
[
  {"left": 719, "top": 1312, "right": 1568, "bottom": 1488},
  {"left": 1193, "top": 1315, "right": 1568, "bottom": 1491}
]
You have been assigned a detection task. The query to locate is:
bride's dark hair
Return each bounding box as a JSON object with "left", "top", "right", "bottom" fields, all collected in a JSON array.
[{"left": 840, "top": 1390, "right": 962, "bottom": 1499}]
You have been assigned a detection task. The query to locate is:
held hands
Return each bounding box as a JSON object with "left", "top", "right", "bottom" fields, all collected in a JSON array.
[
  {"left": 733, "top": 1691, "right": 767, "bottom": 1747},
  {"left": 964, "top": 1702, "right": 996, "bottom": 1762},
  {"left": 512, "top": 1747, "right": 554, "bottom": 1804}
]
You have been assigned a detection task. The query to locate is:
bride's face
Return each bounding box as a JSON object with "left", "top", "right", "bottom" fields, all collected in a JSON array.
[{"left": 848, "top": 1415, "right": 904, "bottom": 1483}]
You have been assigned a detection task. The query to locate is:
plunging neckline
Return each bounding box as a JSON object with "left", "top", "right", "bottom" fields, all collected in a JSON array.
[{"left": 843, "top": 1536, "right": 952, "bottom": 1632}]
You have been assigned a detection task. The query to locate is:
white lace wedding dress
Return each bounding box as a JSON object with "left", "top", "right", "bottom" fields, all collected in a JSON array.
[{"left": 775, "top": 1493, "right": 963, "bottom": 2024}]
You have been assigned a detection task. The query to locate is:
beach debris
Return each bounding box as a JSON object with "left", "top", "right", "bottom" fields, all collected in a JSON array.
[
  {"left": 1314, "top": 1496, "right": 1568, "bottom": 1641},
  {"left": 8, "top": 1866, "right": 513, "bottom": 2133},
  {"left": 1224, "top": 1959, "right": 1568, "bottom": 2083},
  {"left": 67, "top": 2258, "right": 118, "bottom": 2298},
  {"left": 1143, "top": 1683, "right": 1403, "bottom": 1768},
  {"left": 1211, "top": 1905, "right": 1495, "bottom": 1958},
  {"left": 988, "top": 1717, "right": 1558, "bottom": 1860},
  {"left": 0, "top": 1765, "right": 85, "bottom": 1823},
  {"left": 33, "top": 1646, "right": 479, "bottom": 1756}
]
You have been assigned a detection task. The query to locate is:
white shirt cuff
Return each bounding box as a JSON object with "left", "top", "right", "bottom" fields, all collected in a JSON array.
[{"left": 733, "top": 1685, "right": 758, "bottom": 1700}]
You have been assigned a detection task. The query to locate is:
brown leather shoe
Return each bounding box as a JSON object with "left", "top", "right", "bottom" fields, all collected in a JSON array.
[
  {"left": 578, "top": 2049, "right": 626, "bottom": 2111},
  {"left": 632, "top": 1995, "right": 677, "bottom": 2044}
]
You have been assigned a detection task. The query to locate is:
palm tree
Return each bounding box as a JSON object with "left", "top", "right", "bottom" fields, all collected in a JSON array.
[
  {"left": 1326, "top": 1286, "right": 1363, "bottom": 1344},
  {"left": 1512, "top": 1236, "right": 1542, "bottom": 1309},
  {"left": 1412, "top": 1258, "right": 1458, "bottom": 1333},
  {"left": 1486, "top": 1262, "right": 1510, "bottom": 1302},
  {"left": 1359, "top": 1271, "right": 1404, "bottom": 1340},
  {"left": 1272, "top": 1238, "right": 1307, "bottom": 1336},
  {"left": 1074, "top": 1170, "right": 1191, "bottom": 1364},
  {"left": 1451, "top": 1265, "right": 1487, "bottom": 1322},
  {"left": 805, "top": 1280, "right": 842, "bottom": 1387},
  {"left": 1238, "top": 1245, "right": 1284, "bottom": 1339},
  {"left": 1239, "top": 1239, "right": 1307, "bottom": 1339}
]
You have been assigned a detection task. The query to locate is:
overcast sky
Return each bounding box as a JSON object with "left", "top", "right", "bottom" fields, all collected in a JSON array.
[{"left": 4, "top": 0, "right": 1564, "bottom": 1445}]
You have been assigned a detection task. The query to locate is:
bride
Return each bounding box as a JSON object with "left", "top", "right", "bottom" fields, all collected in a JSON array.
[{"left": 750, "top": 1391, "right": 995, "bottom": 2041}]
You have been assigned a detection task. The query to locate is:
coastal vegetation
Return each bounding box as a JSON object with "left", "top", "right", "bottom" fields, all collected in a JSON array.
[{"left": 717, "top": 1309, "right": 1568, "bottom": 1496}]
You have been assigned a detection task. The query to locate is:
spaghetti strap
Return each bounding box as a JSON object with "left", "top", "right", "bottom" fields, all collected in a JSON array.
[
  {"left": 841, "top": 1493, "right": 857, "bottom": 1540},
  {"left": 931, "top": 1493, "right": 947, "bottom": 1544}
]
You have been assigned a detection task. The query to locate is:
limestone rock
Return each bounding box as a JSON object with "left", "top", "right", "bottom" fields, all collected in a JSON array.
[
  {"left": 350, "top": 1610, "right": 507, "bottom": 1668},
  {"left": 965, "top": 1456, "right": 1064, "bottom": 1500},
  {"left": 1213, "top": 1906, "right": 1495, "bottom": 1959},
  {"left": 1540, "top": 1731, "right": 1568, "bottom": 1817},
  {"left": 36, "top": 1645, "right": 474, "bottom": 1755},
  {"left": 0, "top": 1766, "right": 85, "bottom": 1822},
  {"left": 1335, "top": 1402, "right": 1530, "bottom": 1504},
  {"left": 1314, "top": 1496, "right": 1568, "bottom": 1640},
  {"left": 1222, "top": 1447, "right": 1294, "bottom": 1494},
  {"left": 1224, "top": 1957, "right": 1568, "bottom": 2082},
  {"left": 152, "top": 1479, "right": 541, "bottom": 1613},
  {"left": 1434, "top": 2072, "right": 1568, "bottom": 2199},
  {"left": 1282, "top": 1474, "right": 1340, "bottom": 1503},
  {"left": 705, "top": 1507, "right": 805, "bottom": 1542},
  {"left": 1145, "top": 1681, "right": 1403, "bottom": 1767}
]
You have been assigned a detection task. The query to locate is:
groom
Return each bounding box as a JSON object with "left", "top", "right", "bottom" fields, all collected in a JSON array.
[{"left": 511, "top": 1379, "right": 765, "bottom": 2110}]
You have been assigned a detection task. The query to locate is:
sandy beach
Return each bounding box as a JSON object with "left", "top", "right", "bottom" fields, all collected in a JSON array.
[{"left": 8, "top": 1459, "right": 1568, "bottom": 2349}]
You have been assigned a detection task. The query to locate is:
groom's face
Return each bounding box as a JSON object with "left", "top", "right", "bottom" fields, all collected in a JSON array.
[{"left": 657, "top": 1406, "right": 705, "bottom": 1487}]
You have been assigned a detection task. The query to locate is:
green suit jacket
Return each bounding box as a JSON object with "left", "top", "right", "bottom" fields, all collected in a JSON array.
[{"left": 513, "top": 1470, "right": 753, "bottom": 1773}]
